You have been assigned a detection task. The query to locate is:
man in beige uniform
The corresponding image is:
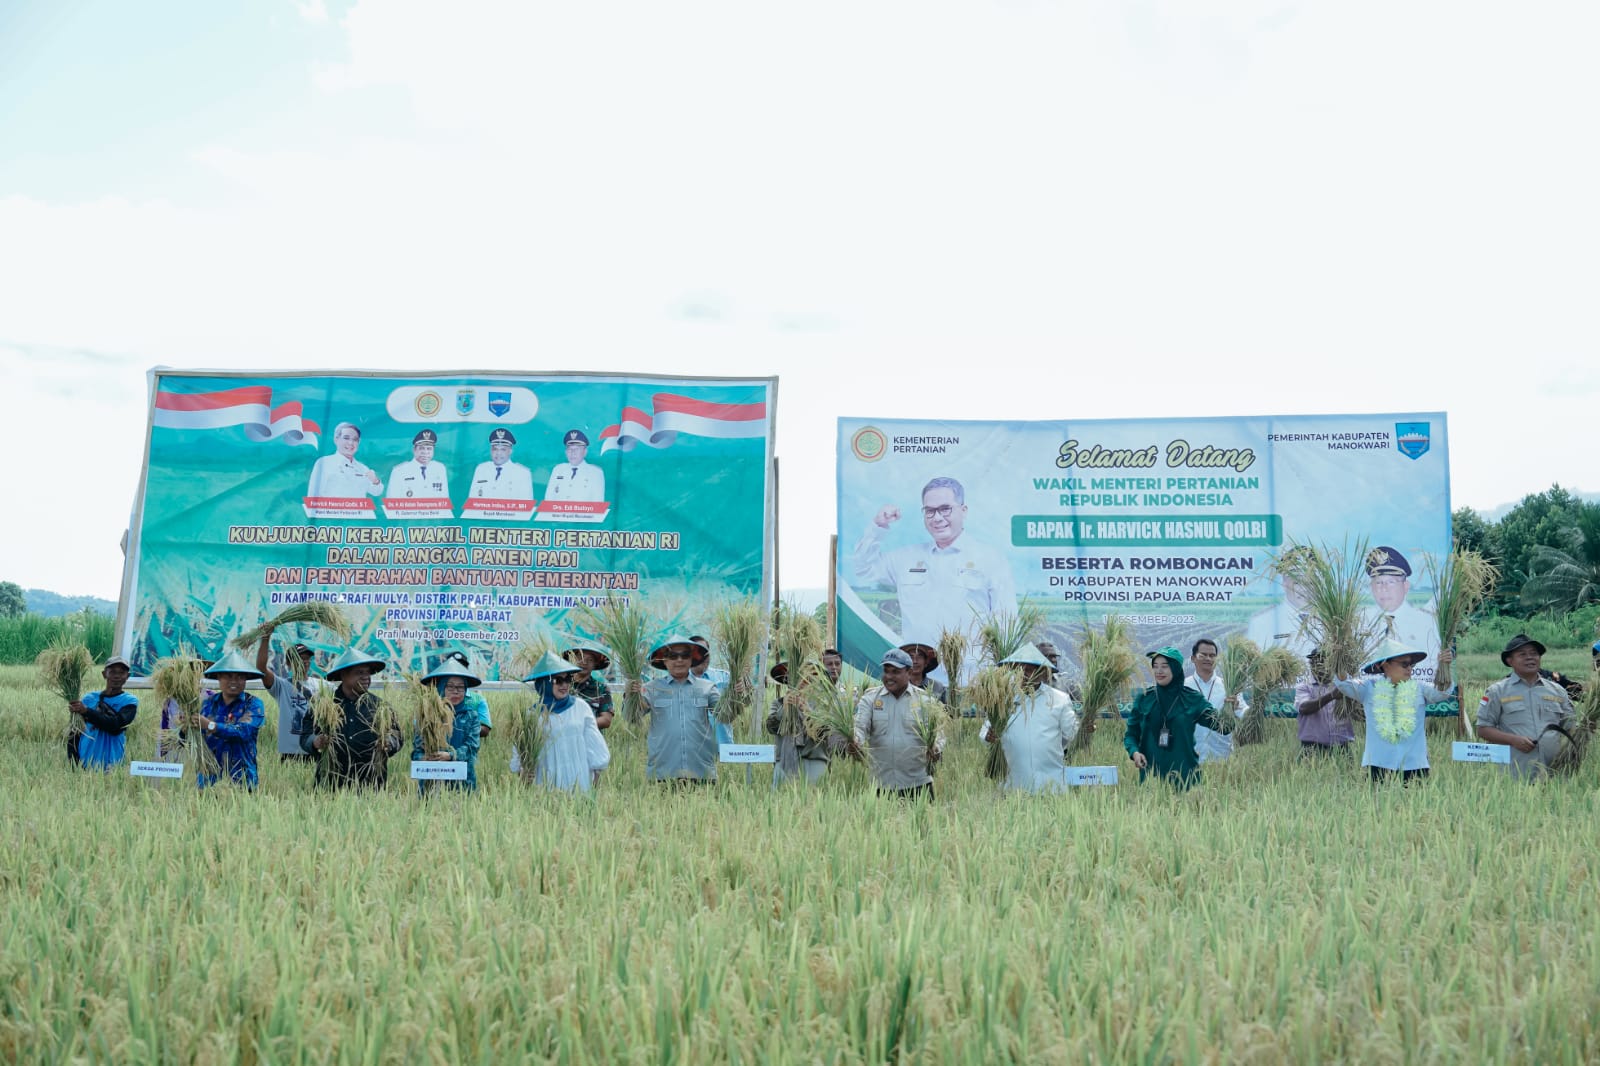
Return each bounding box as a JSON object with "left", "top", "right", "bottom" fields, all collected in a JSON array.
[
  {"left": 852, "top": 648, "right": 944, "bottom": 800},
  {"left": 1476, "top": 634, "right": 1577, "bottom": 779}
]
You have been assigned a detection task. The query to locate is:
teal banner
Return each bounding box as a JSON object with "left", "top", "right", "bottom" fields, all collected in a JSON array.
[
  {"left": 837, "top": 413, "right": 1451, "bottom": 684},
  {"left": 122, "top": 370, "right": 776, "bottom": 677}
]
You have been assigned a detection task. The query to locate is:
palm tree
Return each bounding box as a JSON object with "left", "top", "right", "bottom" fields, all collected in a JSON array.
[{"left": 1520, "top": 503, "right": 1600, "bottom": 613}]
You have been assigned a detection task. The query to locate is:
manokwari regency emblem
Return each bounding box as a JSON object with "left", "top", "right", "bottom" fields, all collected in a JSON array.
[
  {"left": 1395, "top": 422, "right": 1430, "bottom": 460},
  {"left": 487, "top": 391, "right": 512, "bottom": 417}
]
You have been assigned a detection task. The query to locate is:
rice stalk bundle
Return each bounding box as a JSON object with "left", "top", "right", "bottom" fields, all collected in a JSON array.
[
  {"left": 366, "top": 696, "right": 400, "bottom": 776},
  {"left": 1550, "top": 671, "right": 1600, "bottom": 774},
  {"left": 911, "top": 692, "right": 947, "bottom": 768},
  {"left": 229, "top": 602, "right": 352, "bottom": 652},
  {"left": 1216, "top": 638, "right": 1261, "bottom": 718},
  {"left": 772, "top": 602, "right": 825, "bottom": 684},
  {"left": 575, "top": 598, "right": 653, "bottom": 724},
  {"left": 970, "top": 665, "right": 1023, "bottom": 780},
  {"left": 711, "top": 597, "right": 766, "bottom": 724},
  {"left": 1069, "top": 616, "right": 1137, "bottom": 753},
  {"left": 805, "top": 676, "right": 864, "bottom": 751},
  {"left": 151, "top": 651, "right": 216, "bottom": 776},
  {"left": 937, "top": 627, "right": 969, "bottom": 716},
  {"left": 513, "top": 704, "right": 551, "bottom": 785},
  {"left": 1426, "top": 550, "right": 1499, "bottom": 654},
  {"left": 407, "top": 675, "right": 454, "bottom": 758},
  {"left": 977, "top": 601, "right": 1045, "bottom": 667},
  {"left": 38, "top": 638, "right": 96, "bottom": 704},
  {"left": 310, "top": 683, "right": 344, "bottom": 741},
  {"left": 1273, "top": 539, "right": 1380, "bottom": 722},
  {"left": 37, "top": 638, "right": 95, "bottom": 741},
  {"left": 1231, "top": 645, "right": 1301, "bottom": 747}
]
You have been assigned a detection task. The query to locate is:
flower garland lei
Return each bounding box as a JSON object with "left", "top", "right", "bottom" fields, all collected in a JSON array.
[{"left": 1372, "top": 680, "right": 1419, "bottom": 743}]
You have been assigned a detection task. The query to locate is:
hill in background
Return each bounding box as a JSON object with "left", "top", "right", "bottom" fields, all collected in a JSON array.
[{"left": 26, "top": 588, "right": 117, "bottom": 618}]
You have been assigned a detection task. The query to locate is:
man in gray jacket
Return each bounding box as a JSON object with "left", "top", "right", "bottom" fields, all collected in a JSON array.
[{"left": 852, "top": 648, "right": 944, "bottom": 799}]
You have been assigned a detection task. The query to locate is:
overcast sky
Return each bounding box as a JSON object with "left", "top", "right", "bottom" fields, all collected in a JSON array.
[{"left": 3, "top": 0, "right": 1596, "bottom": 600}]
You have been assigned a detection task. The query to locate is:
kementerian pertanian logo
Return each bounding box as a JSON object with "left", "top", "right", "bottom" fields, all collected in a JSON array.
[
  {"left": 1395, "top": 422, "right": 1430, "bottom": 460},
  {"left": 851, "top": 426, "right": 888, "bottom": 462},
  {"left": 414, "top": 390, "right": 443, "bottom": 418}
]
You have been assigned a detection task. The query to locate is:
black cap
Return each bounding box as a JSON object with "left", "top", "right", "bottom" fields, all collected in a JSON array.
[
  {"left": 1500, "top": 633, "right": 1547, "bottom": 665},
  {"left": 413, "top": 429, "right": 438, "bottom": 446},
  {"left": 1365, "top": 545, "right": 1411, "bottom": 578},
  {"left": 563, "top": 429, "right": 589, "bottom": 446},
  {"left": 489, "top": 428, "right": 516, "bottom": 446}
]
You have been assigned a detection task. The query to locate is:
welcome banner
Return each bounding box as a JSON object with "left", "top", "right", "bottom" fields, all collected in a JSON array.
[
  {"left": 836, "top": 413, "right": 1450, "bottom": 684},
  {"left": 122, "top": 370, "right": 776, "bottom": 677}
]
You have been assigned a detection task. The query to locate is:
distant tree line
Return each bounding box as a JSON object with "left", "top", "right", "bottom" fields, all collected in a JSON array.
[{"left": 1454, "top": 484, "right": 1600, "bottom": 616}]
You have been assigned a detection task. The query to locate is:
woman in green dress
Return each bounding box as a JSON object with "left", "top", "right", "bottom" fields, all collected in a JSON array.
[{"left": 1123, "top": 646, "right": 1226, "bottom": 790}]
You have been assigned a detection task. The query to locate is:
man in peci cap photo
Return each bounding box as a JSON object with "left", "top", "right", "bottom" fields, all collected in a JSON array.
[
  {"left": 543, "top": 428, "right": 605, "bottom": 502},
  {"left": 1361, "top": 545, "right": 1438, "bottom": 680},
  {"left": 386, "top": 428, "right": 451, "bottom": 501},
  {"left": 469, "top": 427, "right": 534, "bottom": 501}
]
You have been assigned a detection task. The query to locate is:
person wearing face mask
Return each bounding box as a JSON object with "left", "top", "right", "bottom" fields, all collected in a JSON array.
[
  {"left": 514, "top": 651, "right": 611, "bottom": 792},
  {"left": 979, "top": 644, "right": 1079, "bottom": 792},
  {"left": 629, "top": 636, "right": 718, "bottom": 785},
  {"left": 853, "top": 476, "right": 1017, "bottom": 665},
  {"left": 1331, "top": 638, "right": 1455, "bottom": 785},
  {"left": 191, "top": 650, "right": 266, "bottom": 791},
  {"left": 414, "top": 658, "right": 485, "bottom": 793},
  {"left": 68, "top": 656, "right": 139, "bottom": 772},
  {"left": 300, "top": 648, "right": 401, "bottom": 790},
  {"left": 1124, "top": 647, "right": 1227, "bottom": 790}
]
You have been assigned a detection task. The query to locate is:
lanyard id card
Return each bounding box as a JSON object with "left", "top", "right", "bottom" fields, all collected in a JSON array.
[{"left": 1158, "top": 728, "right": 1171, "bottom": 748}]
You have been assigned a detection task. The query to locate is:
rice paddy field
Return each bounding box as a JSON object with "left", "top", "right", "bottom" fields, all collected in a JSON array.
[{"left": 3, "top": 654, "right": 1598, "bottom": 1064}]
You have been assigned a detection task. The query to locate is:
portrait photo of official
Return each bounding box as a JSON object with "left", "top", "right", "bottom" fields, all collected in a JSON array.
[
  {"left": 306, "top": 422, "right": 383, "bottom": 499},
  {"left": 543, "top": 429, "right": 605, "bottom": 502},
  {"left": 386, "top": 428, "right": 451, "bottom": 500},
  {"left": 852, "top": 475, "right": 1017, "bottom": 645},
  {"left": 470, "top": 427, "right": 534, "bottom": 501}
]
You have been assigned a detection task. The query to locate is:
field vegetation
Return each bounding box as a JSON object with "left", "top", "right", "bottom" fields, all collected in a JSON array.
[{"left": 2, "top": 651, "right": 1598, "bottom": 1064}]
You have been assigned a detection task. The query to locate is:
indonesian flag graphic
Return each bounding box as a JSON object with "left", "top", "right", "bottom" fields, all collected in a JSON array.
[
  {"left": 153, "top": 386, "right": 321, "bottom": 448},
  {"left": 598, "top": 393, "right": 765, "bottom": 454}
]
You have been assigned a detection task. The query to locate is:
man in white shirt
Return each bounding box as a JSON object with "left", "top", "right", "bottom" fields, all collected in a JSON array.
[
  {"left": 853, "top": 476, "right": 1017, "bottom": 650},
  {"left": 386, "top": 428, "right": 451, "bottom": 500},
  {"left": 306, "top": 422, "right": 383, "bottom": 499},
  {"left": 1185, "top": 637, "right": 1243, "bottom": 763},
  {"left": 468, "top": 427, "right": 534, "bottom": 501},
  {"left": 544, "top": 429, "right": 605, "bottom": 502}
]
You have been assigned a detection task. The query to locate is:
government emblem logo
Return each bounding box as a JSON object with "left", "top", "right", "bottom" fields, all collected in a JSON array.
[
  {"left": 487, "top": 391, "right": 511, "bottom": 417},
  {"left": 414, "top": 390, "right": 443, "bottom": 418},
  {"left": 1395, "top": 422, "right": 1430, "bottom": 460},
  {"left": 851, "top": 426, "right": 888, "bottom": 463},
  {"left": 456, "top": 389, "right": 476, "bottom": 416}
]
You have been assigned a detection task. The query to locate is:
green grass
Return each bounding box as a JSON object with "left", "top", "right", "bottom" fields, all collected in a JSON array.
[{"left": 1, "top": 663, "right": 1597, "bottom": 1063}]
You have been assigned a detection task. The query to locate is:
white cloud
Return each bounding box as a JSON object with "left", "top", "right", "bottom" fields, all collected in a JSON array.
[{"left": 3, "top": 0, "right": 1599, "bottom": 596}]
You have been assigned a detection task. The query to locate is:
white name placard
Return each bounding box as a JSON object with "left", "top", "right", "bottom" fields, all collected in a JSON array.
[
  {"left": 1452, "top": 742, "right": 1511, "bottom": 765},
  {"left": 1066, "top": 766, "right": 1120, "bottom": 787},
  {"left": 130, "top": 761, "right": 184, "bottom": 779},
  {"left": 411, "top": 761, "right": 469, "bottom": 780},
  {"left": 719, "top": 744, "right": 777, "bottom": 764}
]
